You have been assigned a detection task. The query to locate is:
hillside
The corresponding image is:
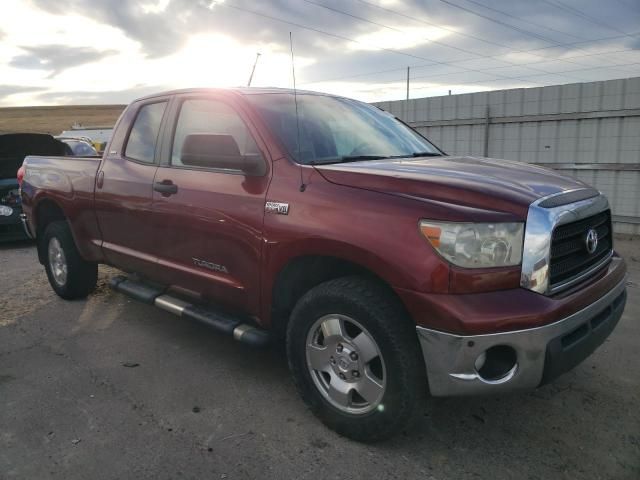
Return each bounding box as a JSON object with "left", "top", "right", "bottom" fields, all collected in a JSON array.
[{"left": 0, "top": 105, "right": 126, "bottom": 136}]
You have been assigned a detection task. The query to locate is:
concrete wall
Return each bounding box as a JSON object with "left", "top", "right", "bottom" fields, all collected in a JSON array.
[{"left": 374, "top": 77, "right": 640, "bottom": 235}]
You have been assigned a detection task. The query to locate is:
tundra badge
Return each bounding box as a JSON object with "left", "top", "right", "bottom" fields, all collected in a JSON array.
[
  {"left": 265, "top": 201, "right": 289, "bottom": 215},
  {"left": 192, "top": 257, "right": 228, "bottom": 274}
]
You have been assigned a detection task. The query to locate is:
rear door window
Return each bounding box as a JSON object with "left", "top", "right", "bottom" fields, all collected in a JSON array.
[
  {"left": 171, "top": 99, "right": 261, "bottom": 168},
  {"left": 124, "top": 101, "right": 167, "bottom": 163}
]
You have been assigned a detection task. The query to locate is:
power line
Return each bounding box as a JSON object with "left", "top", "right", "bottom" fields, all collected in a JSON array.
[
  {"left": 407, "top": 61, "right": 640, "bottom": 93},
  {"left": 354, "top": 0, "right": 632, "bottom": 70},
  {"left": 302, "top": 41, "right": 637, "bottom": 86},
  {"left": 460, "top": 0, "right": 586, "bottom": 41},
  {"left": 218, "top": 2, "right": 445, "bottom": 63},
  {"left": 302, "top": 0, "right": 597, "bottom": 82},
  {"left": 541, "top": 0, "right": 633, "bottom": 37},
  {"left": 345, "top": 59, "right": 640, "bottom": 95},
  {"left": 410, "top": 60, "right": 640, "bottom": 86},
  {"left": 304, "top": 0, "right": 490, "bottom": 58},
  {"left": 434, "top": 0, "right": 564, "bottom": 44},
  {"left": 354, "top": 0, "right": 519, "bottom": 51},
  {"left": 216, "top": 1, "right": 639, "bottom": 91},
  {"left": 612, "top": 0, "right": 640, "bottom": 10},
  {"left": 354, "top": 71, "right": 556, "bottom": 94},
  {"left": 394, "top": 0, "right": 636, "bottom": 69},
  {"left": 218, "top": 1, "right": 563, "bottom": 83}
]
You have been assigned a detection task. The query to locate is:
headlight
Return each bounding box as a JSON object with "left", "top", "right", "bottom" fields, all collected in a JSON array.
[
  {"left": 419, "top": 220, "right": 524, "bottom": 268},
  {"left": 0, "top": 205, "right": 13, "bottom": 217}
]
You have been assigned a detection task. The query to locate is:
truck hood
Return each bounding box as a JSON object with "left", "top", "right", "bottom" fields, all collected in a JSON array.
[{"left": 315, "top": 156, "right": 589, "bottom": 218}]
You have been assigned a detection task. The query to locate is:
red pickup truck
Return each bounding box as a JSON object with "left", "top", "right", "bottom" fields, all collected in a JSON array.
[{"left": 20, "top": 88, "right": 627, "bottom": 441}]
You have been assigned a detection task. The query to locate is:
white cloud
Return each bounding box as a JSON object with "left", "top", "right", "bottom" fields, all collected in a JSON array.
[
  {"left": 0, "top": 0, "right": 139, "bottom": 96},
  {"left": 349, "top": 26, "right": 453, "bottom": 52},
  {"left": 1, "top": 0, "right": 137, "bottom": 52},
  {"left": 1, "top": 30, "right": 315, "bottom": 105},
  {"left": 140, "top": 0, "right": 171, "bottom": 14},
  {"left": 52, "top": 32, "right": 313, "bottom": 91},
  {"left": 0, "top": 1, "right": 314, "bottom": 105}
]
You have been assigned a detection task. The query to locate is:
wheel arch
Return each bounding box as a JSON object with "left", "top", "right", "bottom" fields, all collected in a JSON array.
[
  {"left": 268, "top": 252, "right": 410, "bottom": 340},
  {"left": 34, "top": 199, "right": 68, "bottom": 264}
]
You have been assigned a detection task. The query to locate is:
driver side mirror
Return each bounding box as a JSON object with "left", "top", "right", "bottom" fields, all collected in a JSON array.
[{"left": 180, "top": 133, "right": 265, "bottom": 176}]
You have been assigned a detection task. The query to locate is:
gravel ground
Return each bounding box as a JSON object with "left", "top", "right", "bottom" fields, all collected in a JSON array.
[{"left": 0, "top": 238, "right": 638, "bottom": 480}]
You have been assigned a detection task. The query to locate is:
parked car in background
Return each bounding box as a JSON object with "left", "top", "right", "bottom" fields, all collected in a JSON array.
[
  {"left": 1, "top": 133, "right": 68, "bottom": 241},
  {"left": 20, "top": 88, "right": 627, "bottom": 441},
  {"left": 56, "top": 137, "right": 99, "bottom": 157},
  {"left": 59, "top": 127, "right": 113, "bottom": 154}
]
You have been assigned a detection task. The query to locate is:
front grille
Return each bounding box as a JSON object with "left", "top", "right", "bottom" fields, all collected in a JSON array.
[{"left": 548, "top": 210, "right": 612, "bottom": 289}]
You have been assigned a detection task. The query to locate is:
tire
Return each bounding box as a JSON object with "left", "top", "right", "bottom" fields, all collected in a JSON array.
[
  {"left": 42, "top": 221, "right": 97, "bottom": 300},
  {"left": 286, "top": 276, "right": 426, "bottom": 442}
]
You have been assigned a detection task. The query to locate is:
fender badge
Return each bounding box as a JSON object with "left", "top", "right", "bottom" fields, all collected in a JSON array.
[
  {"left": 192, "top": 257, "right": 228, "bottom": 274},
  {"left": 265, "top": 201, "right": 289, "bottom": 215}
]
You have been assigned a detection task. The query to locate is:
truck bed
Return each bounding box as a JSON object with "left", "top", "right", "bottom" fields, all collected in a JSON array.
[{"left": 21, "top": 154, "right": 104, "bottom": 261}]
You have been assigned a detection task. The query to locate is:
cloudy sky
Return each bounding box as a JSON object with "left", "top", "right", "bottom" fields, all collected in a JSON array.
[{"left": 0, "top": 0, "right": 639, "bottom": 106}]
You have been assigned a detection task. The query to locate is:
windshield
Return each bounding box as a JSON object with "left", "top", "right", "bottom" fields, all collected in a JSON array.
[{"left": 246, "top": 93, "right": 441, "bottom": 165}]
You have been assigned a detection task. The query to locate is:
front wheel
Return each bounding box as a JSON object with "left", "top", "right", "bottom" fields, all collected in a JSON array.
[
  {"left": 286, "top": 276, "right": 426, "bottom": 442},
  {"left": 43, "top": 221, "right": 97, "bottom": 299}
]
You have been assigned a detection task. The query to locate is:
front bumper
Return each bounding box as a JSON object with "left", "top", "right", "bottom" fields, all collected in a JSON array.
[{"left": 417, "top": 275, "right": 627, "bottom": 396}]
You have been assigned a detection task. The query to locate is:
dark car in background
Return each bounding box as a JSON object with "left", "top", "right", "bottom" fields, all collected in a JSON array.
[{"left": 0, "top": 133, "right": 68, "bottom": 241}]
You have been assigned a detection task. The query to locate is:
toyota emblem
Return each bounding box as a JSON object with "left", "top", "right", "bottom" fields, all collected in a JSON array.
[{"left": 585, "top": 228, "right": 598, "bottom": 254}]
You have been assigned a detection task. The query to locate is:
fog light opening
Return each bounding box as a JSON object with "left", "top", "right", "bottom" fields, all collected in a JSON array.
[{"left": 475, "top": 345, "right": 517, "bottom": 382}]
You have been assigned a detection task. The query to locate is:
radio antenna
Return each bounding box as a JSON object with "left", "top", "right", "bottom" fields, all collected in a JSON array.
[
  {"left": 247, "top": 52, "right": 261, "bottom": 87},
  {"left": 289, "top": 32, "right": 305, "bottom": 192}
]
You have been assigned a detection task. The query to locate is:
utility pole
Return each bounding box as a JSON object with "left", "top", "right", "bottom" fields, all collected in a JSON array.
[
  {"left": 483, "top": 105, "right": 491, "bottom": 157},
  {"left": 247, "top": 52, "right": 261, "bottom": 87},
  {"left": 405, "top": 66, "right": 410, "bottom": 120},
  {"left": 406, "top": 66, "right": 410, "bottom": 102}
]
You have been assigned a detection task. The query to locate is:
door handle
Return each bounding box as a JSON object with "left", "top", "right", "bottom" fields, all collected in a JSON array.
[{"left": 154, "top": 180, "right": 178, "bottom": 196}]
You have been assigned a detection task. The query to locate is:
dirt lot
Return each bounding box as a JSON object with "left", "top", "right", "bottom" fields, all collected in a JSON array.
[{"left": 1, "top": 238, "right": 638, "bottom": 479}]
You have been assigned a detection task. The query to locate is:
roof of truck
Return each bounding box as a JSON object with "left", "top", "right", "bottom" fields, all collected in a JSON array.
[{"left": 134, "top": 87, "right": 345, "bottom": 102}]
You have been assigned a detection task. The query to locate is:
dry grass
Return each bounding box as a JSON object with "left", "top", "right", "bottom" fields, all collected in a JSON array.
[{"left": 0, "top": 105, "right": 126, "bottom": 135}]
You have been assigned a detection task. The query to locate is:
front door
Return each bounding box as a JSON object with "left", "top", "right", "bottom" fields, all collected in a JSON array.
[
  {"left": 151, "top": 95, "right": 271, "bottom": 316},
  {"left": 94, "top": 99, "right": 169, "bottom": 278}
]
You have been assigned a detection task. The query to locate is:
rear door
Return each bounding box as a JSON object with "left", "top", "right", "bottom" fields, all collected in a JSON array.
[
  {"left": 151, "top": 94, "right": 271, "bottom": 316},
  {"left": 94, "top": 98, "right": 169, "bottom": 277}
]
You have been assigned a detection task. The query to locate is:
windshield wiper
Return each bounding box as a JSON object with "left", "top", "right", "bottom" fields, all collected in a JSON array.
[
  {"left": 310, "top": 152, "right": 440, "bottom": 165},
  {"left": 339, "top": 155, "right": 388, "bottom": 162},
  {"left": 408, "top": 151, "right": 442, "bottom": 157},
  {"left": 310, "top": 155, "right": 388, "bottom": 165},
  {"left": 387, "top": 151, "right": 443, "bottom": 159}
]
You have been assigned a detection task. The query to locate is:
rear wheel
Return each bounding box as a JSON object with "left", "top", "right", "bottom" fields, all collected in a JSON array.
[
  {"left": 43, "top": 221, "right": 97, "bottom": 299},
  {"left": 286, "top": 276, "right": 426, "bottom": 442}
]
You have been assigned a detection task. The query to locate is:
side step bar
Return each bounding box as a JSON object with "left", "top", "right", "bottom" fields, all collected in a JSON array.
[{"left": 109, "top": 276, "right": 270, "bottom": 347}]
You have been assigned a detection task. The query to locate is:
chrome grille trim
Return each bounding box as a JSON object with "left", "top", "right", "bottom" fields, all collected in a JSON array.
[
  {"left": 548, "top": 251, "right": 613, "bottom": 294},
  {"left": 520, "top": 191, "right": 612, "bottom": 295}
]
